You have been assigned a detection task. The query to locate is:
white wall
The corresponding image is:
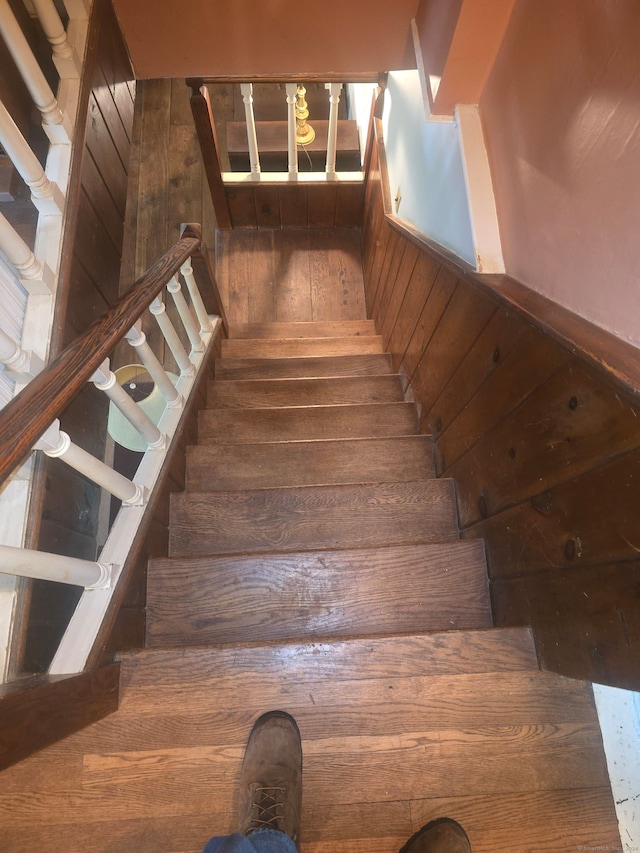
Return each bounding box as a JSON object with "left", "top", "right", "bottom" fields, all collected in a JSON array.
[{"left": 381, "top": 70, "right": 475, "bottom": 265}]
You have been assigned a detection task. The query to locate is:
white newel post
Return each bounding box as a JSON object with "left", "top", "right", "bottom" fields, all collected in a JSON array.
[
  {"left": 286, "top": 83, "right": 298, "bottom": 175},
  {"left": 0, "top": 544, "right": 112, "bottom": 588},
  {"left": 149, "top": 295, "right": 194, "bottom": 376},
  {"left": 167, "top": 275, "right": 204, "bottom": 353},
  {"left": 36, "top": 419, "right": 147, "bottom": 506},
  {"left": 125, "top": 320, "right": 183, "bottom": 407},
  {"left": 91, "top": 358, "right": 167, "bottom": 450},
  {"left": 31, "top": 0, "right": 81, "bottom": 79},
  {"left": 0, "top": 99, "right": 64, "bottom": 213},
  {"left": 240, "top": 82, "right": 261, "bottom": 176},
  {"left": 0, "top": 326, "right": 44, "bottom": 381},
  {"left": 0, "top": 0, "right": 72, "bottom": 143},
  {"left": 0, "top": 211, "right": 55, "bottom": 294},
  {"left": 180, "top": 259, "right": 213, "bottom": 333},
  {"left": 325, "top": 83, "right": 343, "bottom": 177}
]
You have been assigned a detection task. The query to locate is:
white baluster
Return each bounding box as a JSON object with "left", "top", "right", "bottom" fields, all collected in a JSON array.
[
  {"left": 149, "top": 295, "right": 194, "bottom": 376},
  {"left": 36, "top": 419, "right": 147, "bottom": 506},
  {"left": 92, "top": 358, "right": 167, "bottom": 450},
  {"left": 180, "top": 258, "right": 213, "bottom": 333},
  {"left": 325, "top": 83, "right": 343, "bottom": 178},
  {"left": 0, "top": 543, "right": 112, "bottom": 588},
  {"left": 125, "top": 320, "right": 183, "bottom": 408},
  {"left": 0, "top": 211, "right": 55, "bottom": 293},
  {"left": 31, "top": 0, "right": 81, "bottom": 79},
  {"left": 0, "top": 100, "right": 64, "bottom": 213},
  {"left": 167, "top": 275, "right": 204, "bottom": 353},
  {"left": 286, "top": 82, "right": 298, "bottom": 175},
  {"left": 0, "top": 326, "right": 44, "bottom": 381},
  {"left": 0, "top": 0, "right": 72, "bottom": 143},
  {"left": 240, "top": 82, "right": 261, "bottom": 176}
]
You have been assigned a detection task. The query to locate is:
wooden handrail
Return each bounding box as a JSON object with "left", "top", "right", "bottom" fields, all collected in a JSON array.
[
  {"left": 0, "top": 225, "right": 203, "bottom": 488},
  {"left": 188, "top": 73, "right": 380, "bottom": 85}
]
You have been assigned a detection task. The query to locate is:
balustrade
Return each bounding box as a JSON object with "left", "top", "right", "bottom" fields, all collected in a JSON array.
[
  {"left": 0, "top": 225, "right": 224, "bottom": 675},
  {"left": 192, "top": 77, "right": 371, "bottom": 189}
]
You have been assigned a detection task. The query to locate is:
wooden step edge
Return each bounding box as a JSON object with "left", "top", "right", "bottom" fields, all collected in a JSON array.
[
  {"left": 123, "top": 627, "right": 538, "bottom": 672},
  {"left": 221, "top": 335, "right": 384, "bottom": 347},
  {"left": 148, "top": 538, "right": 488, "bottom": 571},
  {"left": 206, "top": 373, "right": 406, "bottom": 387},
  {"left": 187, "top": 433, "right": 434, "bottom": 451}
]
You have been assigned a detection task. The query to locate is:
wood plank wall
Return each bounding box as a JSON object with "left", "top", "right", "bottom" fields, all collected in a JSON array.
[
  {"left": 226, "top": 182, "right": 365, "bottom": 229},
  {"left": 24, "top": 0, "right": 136, "bottom": 672},
  {"left": 362, "top": 128, "right": 640, "bottom": 690}
]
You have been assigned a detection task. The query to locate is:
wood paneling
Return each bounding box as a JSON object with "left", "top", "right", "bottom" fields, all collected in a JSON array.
[
  {"left": 362, "top": 127, "right": 640, "bottom": 689},
  {"left": 225, "top": 182, "right": 364, "bottom": 229}
]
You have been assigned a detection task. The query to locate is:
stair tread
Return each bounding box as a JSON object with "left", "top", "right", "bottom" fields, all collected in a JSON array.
[
  {"left": 215, "top": 353, "right": 393, "bottom": 380},
  {"left": 221, "top": 336, "right": 384, "bottom": 358},
  {"left": 169, "top": 479, "right": 459, "bottom": 557},
  {"left": 229, "top": 320, "right": 376, "bottom": 339},
  {"left": 198, "top": 402, "right": 419, "bottom": 444},
  {"left": 186, "top": 435, "right": 435, "bottom": 490},
  {"left": 146, "top": 541, "right": 492, "bottom": 646},
  {"left": 207, "top": 374, "right": 405, "bottom": 408}
]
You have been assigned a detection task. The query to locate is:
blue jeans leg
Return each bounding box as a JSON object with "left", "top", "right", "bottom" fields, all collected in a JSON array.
[{"left": 202, "top": 829, "right": 298, "bottom": 853}]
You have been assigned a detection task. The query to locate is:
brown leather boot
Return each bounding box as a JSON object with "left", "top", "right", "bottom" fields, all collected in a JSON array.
[
  {"left": 399, "top": 818, "right": 471, "bottom": 853},
  {"left": 237, "top": 711, "right": 302, "bottom": 850}
]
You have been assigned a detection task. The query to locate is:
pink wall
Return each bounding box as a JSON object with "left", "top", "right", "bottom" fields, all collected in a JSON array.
[
  {"left": 111, "top": 0, "right": 418, "bottom": 79},
  {"left": 415, "top": 0, "right": 514, "bottom": 116},
  {"left": 481, "top": 0, "right": 640, "bottom": 346}
]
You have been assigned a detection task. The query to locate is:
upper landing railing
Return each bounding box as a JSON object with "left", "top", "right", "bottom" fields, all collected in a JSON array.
[
  {"left": 0, "top": 224, "right": 223, "bottom": 675},
  {"left": 187, "top": 75, "right": 380, "bottom": 229}
]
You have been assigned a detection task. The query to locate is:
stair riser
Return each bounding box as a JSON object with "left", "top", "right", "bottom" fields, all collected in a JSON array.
[
  {"left": 146, "top": 541, "right": 492, "bottom": 647},
  {"left": 215, "top": 354, "right": 393, "bottom": 380},
  {"left": 207, "top": 375, "right": 406, "bottom": 409},
  {"left": 186, "top": 436, "right": 435, "bottom": 491},
  {"left": 229, "top": 320, "right": 376, "bottom": 338},
  {"left": 198, "top": 403, "right": 419, "bottom": 444},
  {"left": 221, "top": 337, "right": 384, "bottom": 358},
  {"left": 169, "top": 480, "right": 459, "bottom": 557}
]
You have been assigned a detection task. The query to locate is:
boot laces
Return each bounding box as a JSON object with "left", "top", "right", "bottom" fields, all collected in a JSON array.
[{"left": 251, "top": 785, "right": 286, "bottom": 831}]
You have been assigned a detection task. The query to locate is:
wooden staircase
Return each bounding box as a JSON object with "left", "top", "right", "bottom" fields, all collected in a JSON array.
[
  {"left": 122, "top": 320, "right": 618, "bottom": 852},
  {"left": 0, "top": 314, "right": 619, "bottom": 851}
]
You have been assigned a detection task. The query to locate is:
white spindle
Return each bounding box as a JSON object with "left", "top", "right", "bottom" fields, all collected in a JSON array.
[
  {"left": 0, "top": 211, "right": 55, "bottom": 293},
  {"left": 92, "top": 359, "right": 166, "bottom": 450},
  {"left": 180, "top": 259, "right": 213, "bottom": 333},
  {"left": 286, "top": 82, "right": 298, "bottom": 175},
  {"left": 325, "top": 83, "right": 343, "bottom": 177},
  {"left": 149, "top": 295, "right": 194, "bottom": 376},
  {"left": 240, "top": 82, "right": 261, "bottom": 176},
  {"left": 31, "top": 0, "right": 80, "bottom": 79},
  {"left": 0, "top": 326, "right": 43, "bottom": 381},
  {"left": 0, "top": 100, "right": 64, "bottom": 213},
  {"left": 167, "top": 275, "right": 204, "bottom": 353},
  {"left": 0, "top": 0, "right": 71, "bottom": 143},
  {"left": 0, "top": 543, "right": 111, "bottom": 588},
  {"left": 125, "top": 320, "right": 183, "bottom": 408},
  {"left": 36, "top": 419, "right": 147, "bottom": 505}
]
